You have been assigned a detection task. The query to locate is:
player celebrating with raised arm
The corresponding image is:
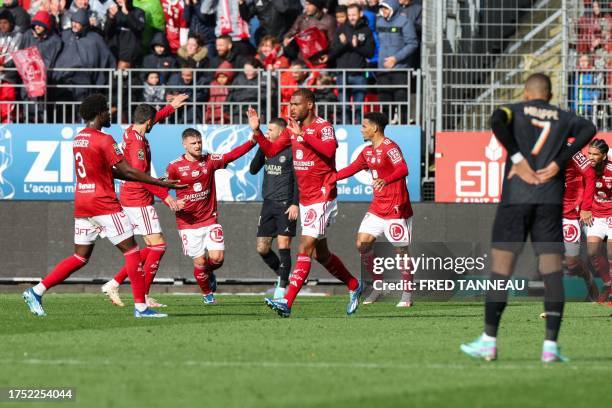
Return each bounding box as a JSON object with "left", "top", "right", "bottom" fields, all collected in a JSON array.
[
  {"left": 335, "top": 112, "right": 415, "bottom": 307},
  {"left": 460, "top": 73, "right": 596, "bottom": 363},
  {"left": 249, "top": 118, "right": 299, "bottom": 300},
  {"left": 167, "top": 128, "right": 256, "bottom": 304},
  {"left": 247, "top": 89, "right": 363, "bottom": 318},
  {"left": 22, "top": 94, "right": 185, "bottom": 318},
  {"left": 101, "top": 97, "right": 188, "bottom": 308},
  {"left": 585, "top": 139, "right": 612, "bottom": 305}
]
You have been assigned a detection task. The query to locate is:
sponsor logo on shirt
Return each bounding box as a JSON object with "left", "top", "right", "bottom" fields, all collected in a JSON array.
[
  {"left": 211, "top": 154, "right": 223, "bottom": 161},
  {"left": 320, "top": 126, "right": 334, "bottom": 141},
  {"left": 295, "top": 150, "right": 304, "bottom": 160},
  {"left": 138, "top": 149, "right": 145, "bottom": 160},
  {"left": 193, "top": 182, "right": 202, "bottom": 192},
  {"left": 77, "top": 182, "right": 95, "bottom": 191},
  {"left": 279, "top": 155, "right": 286, "bottom": 163},
  {"left": 387, "top": 148, "right": 402, "bottom": 164},
  {"left": 191, "top": 170, "right": 200, "bottom": 177},
  {"left": 73, "top": 140, "right": 89, "bottom": 148},
  {"left": 112, "top": 143, "right": 122, "bottom": 155}
]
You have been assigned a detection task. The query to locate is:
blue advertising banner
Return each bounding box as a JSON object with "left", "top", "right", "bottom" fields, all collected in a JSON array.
[{"left": 0, "top": 124, "right": 421, "bottom": 201}]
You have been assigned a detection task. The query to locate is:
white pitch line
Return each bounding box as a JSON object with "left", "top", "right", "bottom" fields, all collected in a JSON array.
[{"left": 3, "top": 358, "right": 611, "bottom": 371}]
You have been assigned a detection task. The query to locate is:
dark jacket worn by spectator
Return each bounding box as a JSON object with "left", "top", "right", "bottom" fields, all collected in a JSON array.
[
  {"left": 227, "top": 71, "right": 259, "bottom": 122},
  {"left": 142, "top": 31, "right": 177, "bottom": 82},
  {"left": 377, "top": 0, "right": 418, "bottom": 69},
  {"left": 0, "top": 0, "right": 30, "bottom": 33},
  {"left": 20, "top": 11, "right": 63, "bottom": 71},
  {"left": 239, "top": 0, "right": 298, "bottom": 41},
  {"left": 105, "top": 0, "right": 146, "bottom": 65},
  {"left": 182, "top": 0, "right": 216, "bottom": 52},
  {"left": 328, "top": 17, "right": 375, "bottom": 70},
  {"left": 54, "top": 9, "right": 116, "bottom": 99}
]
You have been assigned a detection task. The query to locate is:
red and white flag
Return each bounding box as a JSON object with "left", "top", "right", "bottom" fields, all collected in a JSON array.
[{"left": 11, "top": 46, "right": 47, "bottom": 98}]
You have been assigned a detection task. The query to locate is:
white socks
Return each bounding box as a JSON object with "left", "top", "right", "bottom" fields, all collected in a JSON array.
[
  {"left": 32, "top": 283, "right": 46, "bottom": 296},
  {"left": 481, "top": 333, "right": 496, "bottom": 342},
  {"left": 135, "top": 303, "right": 147, "bottom": 312}
]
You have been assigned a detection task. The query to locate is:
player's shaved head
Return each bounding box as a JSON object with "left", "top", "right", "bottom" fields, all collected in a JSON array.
[
  {"left": 133, "top": 104, "right": 157, "bottom": 125},
  {"left": 182, "top": 128, "right": 201, "bottom": 140},
  {"left": 524, "top": 73, "right": 552, "bottom": 101},
  {"left": 292, "top": 89, "right": 315, "bottom": 104},
  {"left": 80, "top": 93, "right": 108, "bottom": 122}
]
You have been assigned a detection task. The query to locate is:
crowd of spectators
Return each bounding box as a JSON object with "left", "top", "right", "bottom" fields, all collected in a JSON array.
[
  {"left": 0, "top": 0, "right": 422, "bottom": 123},
  {"left": 572, "top": 0, "right": 612, "bottom": 120}
]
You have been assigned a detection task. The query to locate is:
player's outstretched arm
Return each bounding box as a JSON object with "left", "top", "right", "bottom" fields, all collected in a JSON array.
[
  {"left": 248, "top": 107, "right": 290, "bottom": 157},
  {"left": 155, "top": 94, "right": 189, "bottom": 124},
  {"left": 336, "top": 154, "right": 368, "bottom": 181},
  {"left": 216, "top": 139, "right": 257, "bottom": 168},
  {"left": 113, "top": 159, "right": 186, "bottom": 189}
]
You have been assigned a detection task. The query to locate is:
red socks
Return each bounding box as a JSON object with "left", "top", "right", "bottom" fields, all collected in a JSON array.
[
  {"left": 41, "top": 254, "right": 88, "bottom": 289},
  {"left": 124, "top": 246, "right": 145, "bottom": 303},
  {"left": 114, "top": 246, "right": 150, "bottom": 284},
  {"left": 591, "top": 255, "right": 611, "bottom": 284},
  {"left": 284, "top": 254, "right": 312, "bottom": 307},
  {"left": 322, "top": 253, "right": 359, "bottom": 291},
  {"left": 144, "top": 244, "right": 166, "bottom": 294},
  {"left": 360, "top": 249, "right": 380, "bottom": 283},
  {"left": 194, "top": 264, "right": 212, "bottom": 294}
]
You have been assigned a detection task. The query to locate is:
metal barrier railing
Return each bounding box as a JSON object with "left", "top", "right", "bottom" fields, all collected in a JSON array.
[
  {"left": 0, "top": 68, "right": 114, "bottom": 124},
  {"left": 0, "top": 67, "right": 422, "bottom": 126}
]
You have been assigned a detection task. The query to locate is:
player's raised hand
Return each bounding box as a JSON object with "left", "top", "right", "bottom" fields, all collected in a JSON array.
[
  {"left": 164, "top": 195, "right": 181, "bottom": 212},
  {"left": 536, "top": 161, "right": 560, "bottom": 183},
  {"left": 507, "top": 160, "right": 540, "bottom": 185},
  {"left": 247, "top": 106, "right": 261, "bottom": 130},
  {"left": 372, "top": 178, "right": 386, "bottom": 192},
  {"left": 287, "top": 119, "right": 302, "bottom": 140},
  {"left": 170, "top": 93, "right": 189, "bottom": 110},
  {"left": 285, "top": 205, "right": 299, "bottom": 221}
]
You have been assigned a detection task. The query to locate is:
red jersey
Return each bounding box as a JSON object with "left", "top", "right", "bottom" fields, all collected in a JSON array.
[
  {"left": 563, "top": 150, "right": 596, "bottom": 220},
  {"left": 254, "top": 117, "right": 337, "bottom": 206},
  {"left": 336, "top": 137, "right": 413, "bottom": 219},
  {"left": 161, "top": 0, "right": 187, "bottom": 54},
  {"left": 592, "top": 161, "right": 612, "bottom": 218},
  {"left": 119, "top": 105, "right": 175, "bottom": 207},
  {"left": 166, "top": 140, "right": 255, "bottom": 229},
  {"left": 73, "top": 128, "right": 124, "bottom": 218}
]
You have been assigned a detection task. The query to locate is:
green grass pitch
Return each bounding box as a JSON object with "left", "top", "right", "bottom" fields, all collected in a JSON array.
[{"left": 1, "top": 294, "right": 610, "bottom": 408}]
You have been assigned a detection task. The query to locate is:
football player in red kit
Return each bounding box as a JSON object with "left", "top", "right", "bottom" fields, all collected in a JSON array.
[
  {"left": 335, "top": 112, "right": 415, "bottom": 307},
  {"left": 101, "top": 96, "right": 188, "bottom": 308},
  {"left": 166, "top": 128, "right": 256, "bottom": 304},
  {"left": 247, "top": 89, "right": 362, "bottom": 318},
  {"left": 585, "top": 139, "right": 612, "bottom": 305},
  {"left": 22, "top": 94, "right": 184, "bottom": 318},
  {"left": 560, "top": 147, "right": 599, "bottom": 301}
]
